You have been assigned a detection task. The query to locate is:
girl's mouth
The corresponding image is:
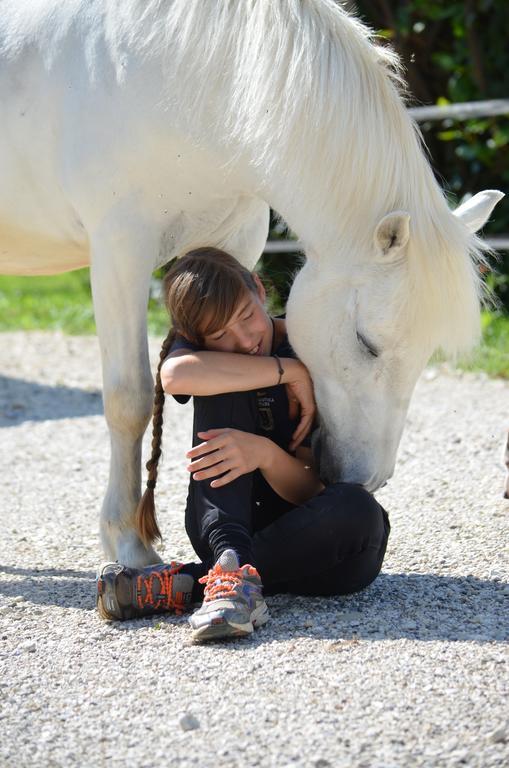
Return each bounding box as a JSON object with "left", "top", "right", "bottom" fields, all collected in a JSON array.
[{"left": 249, "top": 339, "right": 263, "bottom": 355}]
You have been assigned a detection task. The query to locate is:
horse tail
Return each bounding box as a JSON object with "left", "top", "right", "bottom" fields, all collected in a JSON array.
[{"left": 136, "top": 328, "right": 176, "bottom": 547}]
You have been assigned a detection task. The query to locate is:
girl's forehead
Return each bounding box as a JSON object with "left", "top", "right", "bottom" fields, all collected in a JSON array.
[{"left": 202, "top": 290, "right": 256, "bottom": 335}]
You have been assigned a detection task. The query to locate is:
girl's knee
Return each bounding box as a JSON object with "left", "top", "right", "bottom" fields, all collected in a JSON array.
[
  {"left": 285, "top": 543, "right": 387, "bottom": 597},
  {"left": 194, "top": 389, "right": 258, "bottom": 434},
  {"left": 322, "top": 482, "right": 390, "bottom": 540}
]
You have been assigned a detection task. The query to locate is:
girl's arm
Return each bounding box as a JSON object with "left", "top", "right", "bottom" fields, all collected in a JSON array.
[
  {"left": 161, "top": 349, "right": 306, "bottom": 396},
  {"left": 187, "top": 429, "right": 324, "bottom": 507},
  {"left": 163, "top": 349, "right": 315, "bottom": 450},
  {"left": 259, "top": 442, "right": 325, "bottom": 506}
]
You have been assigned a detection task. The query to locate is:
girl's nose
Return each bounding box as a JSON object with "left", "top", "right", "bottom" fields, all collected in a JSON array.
[{"left": 234, "top": 327, "right": 254, "bottom": 352}]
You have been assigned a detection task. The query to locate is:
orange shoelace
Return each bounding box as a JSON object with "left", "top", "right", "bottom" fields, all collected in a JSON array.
[
  {"left": 136, "top": 562, "right": 187, "bottom": 615},
  {"left": 199, "top": 563, "right": 258, "bottom": 602}
]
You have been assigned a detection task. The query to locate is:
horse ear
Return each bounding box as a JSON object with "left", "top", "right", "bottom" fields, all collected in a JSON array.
[
  {"left": 453, "top": 190, "right": 504, "bottom": 233},
  {"left": 374, "top": 211, "right": 410, "bottom": 261}
]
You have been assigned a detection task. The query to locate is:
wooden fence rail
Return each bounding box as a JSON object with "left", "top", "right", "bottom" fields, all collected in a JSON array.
[
  {"left": 409, "top": 98, "right": 509, "bottom": 122},
  {"left": 264, "top": 237, "right": 509, "bottom": 254},
  {"left": 265, "top": 99, "right": 508, "bottom": 254}
]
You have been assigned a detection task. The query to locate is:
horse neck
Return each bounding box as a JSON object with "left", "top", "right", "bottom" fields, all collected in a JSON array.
[
  {"left": 160, "top": 0, "right": 469, "bottom": 273},
  {"left": 157, "top": 1, "right": 424, "bottom": 248},
  {"left": 256, "top": 96, "right": 451, "bottom": 265},
  {"left": 251, "top": 76, "right": 484, "bottom": 358}
]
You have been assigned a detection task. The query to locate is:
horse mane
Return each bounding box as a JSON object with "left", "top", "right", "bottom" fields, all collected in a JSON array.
[{"left": 152, "top": 0, "right": 491, "bottom": 355}]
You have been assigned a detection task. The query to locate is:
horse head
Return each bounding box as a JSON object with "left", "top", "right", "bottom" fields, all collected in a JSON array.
[{"left": 286, "top": 190, "right": 504, "bottom": 491}]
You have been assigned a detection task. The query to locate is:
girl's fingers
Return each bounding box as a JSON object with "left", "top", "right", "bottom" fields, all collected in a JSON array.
[
  {"left": 289, "top": 432, "right": 305, "bottom": 452},
  {"left": 294, "top": 412, "right": 312, "bottom": 438},
  {"left": 186, "top": 429, "right": 232, "bottom": 459},
  {"left": 186, "top": 442, "right": 215, "bottom": 459},
  {"left": 290, "top": 415, "right": 313, "bottom": 450},
  {"left": 192, "top": 460, "right": 234, "bottom": 481},
  {"left": 289, "top": 435, "right": 304, "bottom": 451},
  {"left": 197, "top": 429, "right": 230, "bottom": 439},
  {"left": 187, "top": 451, "right": 225, "bottom": 472},
  {"left": 210, "top": 469, "right": 239, "bottom": 488},
  {"left": 287, "top": 395, "right": 299, "bottom": 420},
  {"left": 187, "top": 438, "right": 224, "bottom": 459}
]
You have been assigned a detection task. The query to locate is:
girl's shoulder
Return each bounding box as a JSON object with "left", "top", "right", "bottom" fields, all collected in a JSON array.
[
  {"left": 273, "top": 315, "right": 287, "bottom": 347},
  {"left": 164, "top": 335, "right": 201, "bottom": 405},
  {"left": 167, "top": 333, "right": 201, "bottom": 357},
  {"left": 273, "top": 315, "right": 298, "bottom": 359}
]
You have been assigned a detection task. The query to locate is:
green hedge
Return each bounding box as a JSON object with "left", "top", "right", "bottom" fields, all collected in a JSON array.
[{"left": 354, "top": 0, "right": 509, "bottom": 308}]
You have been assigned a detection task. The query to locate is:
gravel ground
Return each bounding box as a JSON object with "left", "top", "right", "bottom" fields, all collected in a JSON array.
[{"left": 0, "top": 331, "right": 508, "bottom": 768}]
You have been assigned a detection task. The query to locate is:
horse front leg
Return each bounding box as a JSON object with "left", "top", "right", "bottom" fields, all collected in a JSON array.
[{"left": 90, "top": 224, "right": 162, "bottom": 567}]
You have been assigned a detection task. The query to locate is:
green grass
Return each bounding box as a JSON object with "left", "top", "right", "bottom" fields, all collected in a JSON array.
[
  {"left": 0, "top": 268, "right": 169, "bottom": 336},
  {"left": 453, "top": 311, "right": 509, "bottom": 378},
  {"left": 1, "top": 271, "right": 508, "bottom": 377}
]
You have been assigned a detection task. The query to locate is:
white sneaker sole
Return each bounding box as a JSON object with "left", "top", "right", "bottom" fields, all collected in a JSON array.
[{"left": 191, "top": 601, "right": 269, "bottom": 643}]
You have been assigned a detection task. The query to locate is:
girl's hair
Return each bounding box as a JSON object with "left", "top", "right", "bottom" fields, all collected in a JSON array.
[{"left": 136, "top": 247, "right": 258, "bottom": 547}]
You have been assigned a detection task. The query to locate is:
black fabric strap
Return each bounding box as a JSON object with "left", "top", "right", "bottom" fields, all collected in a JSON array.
[{"left": 270, "top": 316, "right": 276, "bottom": 355}]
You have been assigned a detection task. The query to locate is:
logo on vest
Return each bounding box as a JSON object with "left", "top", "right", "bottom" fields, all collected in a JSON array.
[{"left": 256, "top": 392, "right": 275, "bottom": 432}]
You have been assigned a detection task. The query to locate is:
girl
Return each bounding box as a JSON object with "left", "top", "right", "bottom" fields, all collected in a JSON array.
[{"left": 97, "top": 248, "right": 390, "bottom": 642}]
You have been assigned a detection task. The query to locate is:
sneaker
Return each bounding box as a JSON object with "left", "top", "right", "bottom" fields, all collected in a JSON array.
[
  {"left": 96, "top": 561, "right": 194, "bottom": 621},
  {"left": 189, "top": 549, "right": 269, "bottom": 642}
]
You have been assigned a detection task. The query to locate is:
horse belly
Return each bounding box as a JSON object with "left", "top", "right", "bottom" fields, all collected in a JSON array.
[
  {"left": 0, "top": 219, "right": 89, "bottom": 275},
  {"left": 0, "top": 40, "right": 89, "bottom": 275},
  {"left": 0, "top": 162, "right": 90, "bottom": 274}
]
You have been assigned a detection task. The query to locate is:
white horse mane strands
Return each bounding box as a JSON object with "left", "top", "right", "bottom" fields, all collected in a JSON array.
[{"left": 156, "top": 0, "right": 490, "bottom": 358}]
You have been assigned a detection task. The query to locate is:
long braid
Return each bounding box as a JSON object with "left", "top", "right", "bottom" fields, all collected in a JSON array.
[
  {"left": 136, "top": 327, "right": 177, "bottom": 547},
  {"left": 136, "top": 247, "right": 258, "bottom": 547}
]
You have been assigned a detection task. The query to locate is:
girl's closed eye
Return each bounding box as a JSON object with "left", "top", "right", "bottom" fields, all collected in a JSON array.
[{"left": 210, "top": 307, "right": 253, "bottom": 341}]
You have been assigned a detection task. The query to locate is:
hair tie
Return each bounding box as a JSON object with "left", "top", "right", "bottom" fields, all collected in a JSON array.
[{"left": 146, "top": 479, "right": 156, "bottom": 491}]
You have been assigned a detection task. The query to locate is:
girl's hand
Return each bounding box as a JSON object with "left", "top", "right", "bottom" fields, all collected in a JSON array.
[
  {"left": 186, "top": 429, "right": 269, "bottom": 488},
  {"left": 283, "top": 359, "right": 317, "bottom": 452}
]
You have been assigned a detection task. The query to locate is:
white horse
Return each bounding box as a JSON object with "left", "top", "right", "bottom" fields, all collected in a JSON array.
[{"left": 0, "top": 0, "right": 503, "bottom": 567}]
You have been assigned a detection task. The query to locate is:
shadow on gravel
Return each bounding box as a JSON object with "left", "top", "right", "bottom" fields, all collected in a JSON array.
[
  {"left": 1, "top": 567, "right": 506, "bottom": 643},
  {"left": 0, "top": 375, "right": 103, "bottom": 426},
  {"left": 0, "top": 564, "right": 96, "bottom": 611},
  {"left": 255, "top": 572, "right": 508, "bottom": 645}
]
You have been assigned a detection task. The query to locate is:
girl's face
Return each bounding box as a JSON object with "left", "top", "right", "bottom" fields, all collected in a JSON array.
[{"left": 202, "top": 275, "right": 273, "bottom": 356}]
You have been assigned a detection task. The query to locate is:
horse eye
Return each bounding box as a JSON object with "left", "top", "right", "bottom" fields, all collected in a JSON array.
[{"left": 356, "top": 331, "right": 379, "bottom": 358}]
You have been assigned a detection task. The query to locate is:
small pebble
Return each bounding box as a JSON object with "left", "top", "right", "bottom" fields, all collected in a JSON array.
[
  {"left": 340, "top": 611, "right": 363, "bottom": 621},
  {"left": 96, "top": 687, "right": 115, "bottom": 698},
  {"left": 402, "top": 620, "right": 418, "bottom": 630},
  {"left": 487, "top": 726, "right": 507, "bottom": 744},
  {"left": 179, "top": 713, "right": 200, "bottom": 732}
]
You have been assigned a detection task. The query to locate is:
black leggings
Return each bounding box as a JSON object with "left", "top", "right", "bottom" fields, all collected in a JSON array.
[{"left": 184, "top": 390, "right": 390, "bottom": 597}]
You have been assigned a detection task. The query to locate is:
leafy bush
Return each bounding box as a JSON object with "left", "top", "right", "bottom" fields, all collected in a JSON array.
[{"left": 354, "top": 0, "right": 509, "bottom": 308}]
